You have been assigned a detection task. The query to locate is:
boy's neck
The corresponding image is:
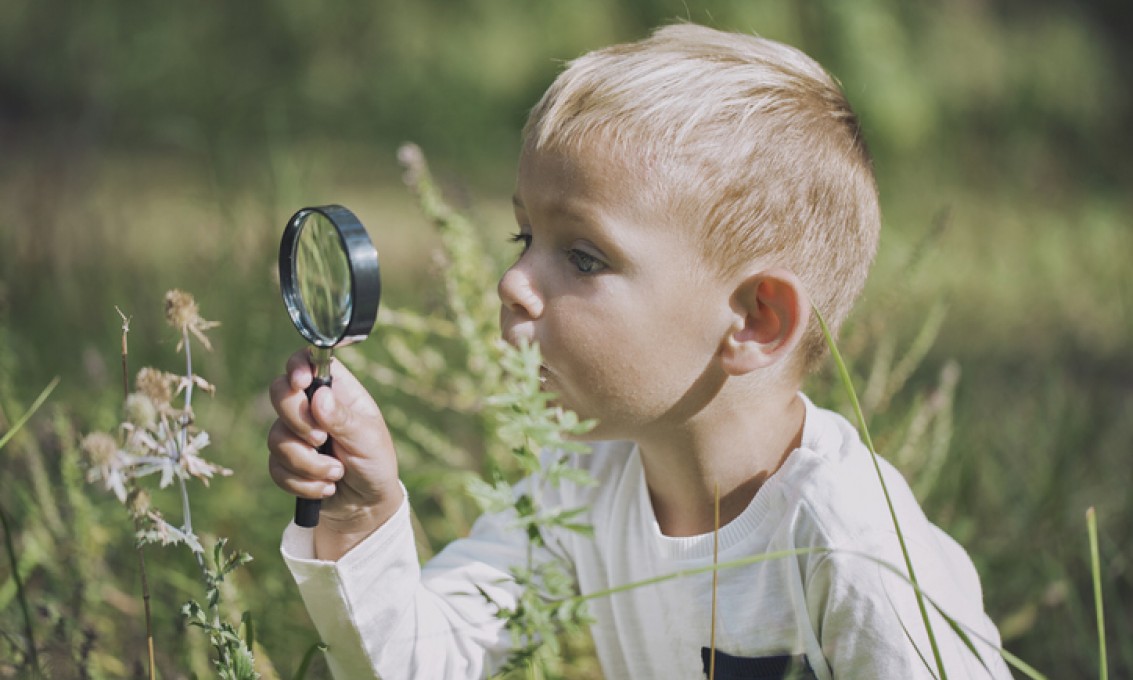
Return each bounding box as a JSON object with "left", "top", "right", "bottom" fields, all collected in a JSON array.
[{"left": 636, "top": 382, "right": 805, "bottom": 538}]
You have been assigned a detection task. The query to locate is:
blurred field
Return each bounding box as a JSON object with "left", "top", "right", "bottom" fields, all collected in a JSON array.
[{"left": 2, "top": 1, "right": 1132, "bottom": 678}]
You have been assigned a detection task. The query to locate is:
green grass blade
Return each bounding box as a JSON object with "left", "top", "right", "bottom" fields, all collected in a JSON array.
[
  {"left": 814, "top": 307, "right": 947, "bottom": 679},
  {"left": 0, "top": 502, "right": 40, "bottom": 675},
  {"left": 0, "top": 377, "right": 61, "bottom": 452},
  {"left": 898, "top": 616, "right": 940, "bottom": 680},
  {"left": 844, "top": 548, "right": 1047, "bottom": 680},
  {"left": 1087, "top": 507, "right": 1107, "bottom": 680},
  {"left": 242, "top": 610, "right": 256, "bottom": 651},
  {"left": 572, "top": 547, "right": 828, "bottom": 605},
  {"left": 292, "top": 641, "right": 328, "bottom": 680},
  {"left": 0, "top": 377, "right": 59, "bottom": 678},
  {"left": 996, "top": 647, "right": 1048, "bottom": 680},
  {"left": 940, "top": 606, "right": 990, "bottom": 676}
]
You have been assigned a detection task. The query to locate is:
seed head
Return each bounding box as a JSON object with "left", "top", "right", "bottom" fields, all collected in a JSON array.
[
  {"left": 164, "top": 289, "right": 199, "bottom": 330},
  {"left": 80, "top": 432, "right": 119, "bottom": 467},
  {"left": 136, "top": 367, "right": 175, "bottom": 409},
  {"left": 124, "top": 393, "right": 158, "bottom": 428},
  {"left": 164, "top": 289, "right": 219, "bottom": 351}
]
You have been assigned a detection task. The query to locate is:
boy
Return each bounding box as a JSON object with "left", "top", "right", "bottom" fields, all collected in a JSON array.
[{"left": 268, "top": 23, "right": 1011, "bottom": 679}]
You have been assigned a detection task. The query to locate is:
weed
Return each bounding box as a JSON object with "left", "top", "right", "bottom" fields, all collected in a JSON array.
[{"left": 79, "top": 291, "right": 261, "bottom": 679}]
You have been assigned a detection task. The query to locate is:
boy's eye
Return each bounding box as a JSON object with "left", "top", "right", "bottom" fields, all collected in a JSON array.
[
  {"left": 508, "top": 232, "right": 532, "bottom": 252},
  {"left": 566, "top": 249, "right": 605, "bottom": 274}
]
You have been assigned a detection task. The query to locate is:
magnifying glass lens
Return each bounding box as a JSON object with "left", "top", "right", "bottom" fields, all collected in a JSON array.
[{"left": 295, "top": 212, "right": 352, "bottom": 346}]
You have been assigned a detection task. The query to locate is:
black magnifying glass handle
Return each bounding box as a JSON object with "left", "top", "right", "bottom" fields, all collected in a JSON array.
[{"left": 295, "top": 374, "right": 333, "bottom": 528}]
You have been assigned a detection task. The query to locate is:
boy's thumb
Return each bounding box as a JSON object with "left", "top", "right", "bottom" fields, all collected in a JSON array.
[
  {"left": 309, "top": 381, "right": 389, "bottom": 460},
  {"left": 311, "top": 386, "right": 352, "bottom": 437}
]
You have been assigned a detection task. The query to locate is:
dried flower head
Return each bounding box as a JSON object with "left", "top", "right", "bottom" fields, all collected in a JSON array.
[
  {"left": 164, "top": 289, "right": 220, "bottom": 351},
  {"left": 81, "top": 431, "right": 131, "bottom": 503},
  {"left": 136, "top": 367, "right": 176, "bottom": 410},
  {"left": 80, "top": 432, "right": 118, "bottom": 467},
  {"left": 124, "top": 392, "right": 158, "bottom": 428},
  {"left": 180, "top": 431, "right": 232, "bottom": 485}
]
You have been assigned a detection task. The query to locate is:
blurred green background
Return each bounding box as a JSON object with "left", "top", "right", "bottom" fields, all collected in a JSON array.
[{"left": 1, "top": 0, "right": 1131, "bottom": 677}]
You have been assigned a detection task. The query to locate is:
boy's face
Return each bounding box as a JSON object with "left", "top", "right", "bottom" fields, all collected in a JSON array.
[{"left": 499, "top": 144, "right": 735, "bottom": 440}]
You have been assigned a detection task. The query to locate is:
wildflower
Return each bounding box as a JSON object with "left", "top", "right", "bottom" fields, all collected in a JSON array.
[
  {"left": 124, "top": 392, "right": 158, "bottom": 428},
  {"left": 164, "top": 289, "right": 220, "bottom": 351},
  {"left": 136, "top": 367, "right": 177, "bottom": 411},
  {"left": 179, "top": 430, "right": 233, "bottom": 485},
  {"left": 81, "top": 432, "right": 131, "bottom": 503},
  {"left": 137, "top": 510, "right": 203, "bottom": 553},
  {"left": 176, "top": 374, "right": 216, "bottom": 398}
]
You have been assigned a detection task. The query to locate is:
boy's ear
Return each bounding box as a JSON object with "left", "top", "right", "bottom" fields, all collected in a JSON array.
[{"left": 719, "top": 268, "right": 809, "bottom": 377}]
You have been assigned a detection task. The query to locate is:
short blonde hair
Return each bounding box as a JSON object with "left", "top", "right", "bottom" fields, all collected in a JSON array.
[{"left": 523, "top": 23, "right": 880, "bottom": 373}]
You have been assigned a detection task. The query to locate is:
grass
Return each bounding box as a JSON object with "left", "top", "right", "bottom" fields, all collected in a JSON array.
[{"left": 0, "top": 138, "right": 1130, "bottom": 677}]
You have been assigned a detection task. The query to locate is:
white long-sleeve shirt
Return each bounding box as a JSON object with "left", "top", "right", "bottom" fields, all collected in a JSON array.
[{"left": 282, "top": 396, "right": 1012, "bottom": 679}]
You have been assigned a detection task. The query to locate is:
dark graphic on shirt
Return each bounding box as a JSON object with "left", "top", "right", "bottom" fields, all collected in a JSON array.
[{"left": 700, "top": 648, "right": 817, "bottom": 680}]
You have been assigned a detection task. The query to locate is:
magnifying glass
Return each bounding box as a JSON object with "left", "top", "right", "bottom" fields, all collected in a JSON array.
[{"left": 279, "top": 205, "right": 381, "bottom": 527}]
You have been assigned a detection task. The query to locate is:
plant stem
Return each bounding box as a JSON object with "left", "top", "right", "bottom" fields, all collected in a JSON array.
[
  {"left": 709, "top": 482, "right": 719, "bottom": 680},
  {"left": 117, "top": 307, "right": 131, "bottom": 398},
  {"left": 133, "top": 525, "right": 157, "bottom": 680},
  {"left": 180, "top": 326, "right": 194, "bottom": 455},
  {"left": 0, "top": 380, "right": 62, "bottom": 677},
  {"left": 1087, "top": 508, "right": 1107, "bottom": 680},
  {"left": 119, "top": 307, "right": 158, "bottom": 680},
  {"left": 177, "top": 327, "right": 207, "bottom": 576},
  {"left": 815, "top": 307, "right": 947, "bottom": 679},
  {"left": 0, "top": 502, "right": 39, "bottom": 676}
]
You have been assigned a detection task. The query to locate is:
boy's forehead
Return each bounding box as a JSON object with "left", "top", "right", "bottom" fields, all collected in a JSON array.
[{"left": 514, "top": 143, "right": 646, "bottom": 212}]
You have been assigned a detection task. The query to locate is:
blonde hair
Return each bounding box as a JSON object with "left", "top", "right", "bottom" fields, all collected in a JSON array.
[{"left": 523, "top": 23, "right": 880, "bottom": 372}]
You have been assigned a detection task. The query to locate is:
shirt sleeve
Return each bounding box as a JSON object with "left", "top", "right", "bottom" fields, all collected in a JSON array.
[
  {"left": 806, "top": 529, "right": 1013, "bottom": 680},
  {"left": 281, "top": 485, "right": 558, "bottom": 680}
]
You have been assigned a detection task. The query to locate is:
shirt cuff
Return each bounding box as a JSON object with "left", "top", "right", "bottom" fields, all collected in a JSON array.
[
  {"left": 279, "top": 485, "right": 416, "bottom": 679},
  {"left": 281, "top": 483, "right": 411, "bottom": 565}
]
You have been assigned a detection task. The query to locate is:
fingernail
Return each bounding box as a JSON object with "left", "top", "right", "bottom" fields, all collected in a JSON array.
[
  {"left": 322, "top": 483, "right": 337, "bottom": 498},
  {"left": 310, "top": 430, "right": 328, "bottom": 446},
  {"left": 327, "top": 464, "right": 344, "bottom": 481}
]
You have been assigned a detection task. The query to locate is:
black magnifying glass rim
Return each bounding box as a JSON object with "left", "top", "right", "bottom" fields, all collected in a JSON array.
[{"left": 279, "top": 204, "right": 381, "bottom": 348}]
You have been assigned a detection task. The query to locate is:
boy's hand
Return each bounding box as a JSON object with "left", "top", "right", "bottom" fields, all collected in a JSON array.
[{"left": 268, "top": 349, "right": 403, "bottom": 558}]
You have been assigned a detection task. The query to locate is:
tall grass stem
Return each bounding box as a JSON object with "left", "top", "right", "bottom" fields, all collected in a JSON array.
[
  {"left": 1087, "top": 508, "right": 1107, "bottom": 680},
  {"left": 0, "top": 502, "right": 40, "bottom": 675},
  {"left": 0, "top": 377, "right": 58, "bottom": 676},
  {"left": 709, "top": 483, "right": 719, "bottom": 680},
  {"left": 178, "top": 326, "right": 207, "bottom": 576},
  {"left": 118, "top": 306, "right": 158, "bottom": 680},
  {"left": 814, "top": 307, "right": 947, "bottom": 679}
]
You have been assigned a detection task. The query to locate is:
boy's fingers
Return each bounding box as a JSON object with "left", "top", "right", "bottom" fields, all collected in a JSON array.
[
  {"left": 285, "top": 349, "right": 315, "bottom": 391},
  {"left": 268, "top": 456, "right": 337, "bottom": 500},
  {"left": 267, "top": 421, "right": 343, "bottom": 478},
  {"left": 268, "top": 374, "right": 327, "bottom": 447}
]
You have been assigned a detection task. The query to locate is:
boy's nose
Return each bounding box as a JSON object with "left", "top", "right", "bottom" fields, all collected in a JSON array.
[{"left": 497, "top": 263, "right": 544, "bottom": 323}]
